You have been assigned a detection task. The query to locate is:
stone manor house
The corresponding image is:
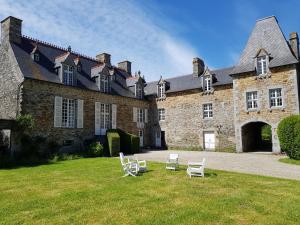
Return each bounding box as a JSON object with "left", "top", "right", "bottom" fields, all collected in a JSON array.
[{"left": 0, "top": 15, "right": 300, "bottom": 153}]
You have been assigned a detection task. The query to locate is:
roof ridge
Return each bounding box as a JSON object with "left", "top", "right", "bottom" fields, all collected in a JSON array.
[
  {"left": 256, "top": 15, "right": 277, "bottom": 22},
  {"left": 22, "top": 35, "right": 99, "bottom": 62}
]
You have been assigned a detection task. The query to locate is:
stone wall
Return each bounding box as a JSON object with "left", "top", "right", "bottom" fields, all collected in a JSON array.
[
  {"left": 232, "top": 65, "right": 300, "bottom": 153},
  {"left": 149, "top": 85, "right": 235, "bottom": 150},
  {"left": 0, "top": 43, "right": 24, "bottom": 120},
  {"left": 21, "top": 79, "right": 151, "bottom": 150}
]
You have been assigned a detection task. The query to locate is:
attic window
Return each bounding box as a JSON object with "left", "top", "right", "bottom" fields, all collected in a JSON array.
[
  {"left": 33, "top": 53, "right": 39, "bottom": 62},
  {"left": 77, "top": 64, "right": 81, "bottom": 72},
  {"left": 203, "top": 75, "right": 211, "bottom": 91},
  {"left": 135, "top": 84, "right": 143, "bottom": 99},
  {"left": 158, "top": 83, "right": 165, "bottom": 99},
  {"left": 257, "top": 55, "right": 268, "bottom": 75},
  {"left": 63, "top": 65, "right": 74, "bottom": 86}
]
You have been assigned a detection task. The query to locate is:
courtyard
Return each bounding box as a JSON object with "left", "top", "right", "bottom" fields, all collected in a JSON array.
[{"left": 0, "top": 157, "right": 300, "bottom": 225}]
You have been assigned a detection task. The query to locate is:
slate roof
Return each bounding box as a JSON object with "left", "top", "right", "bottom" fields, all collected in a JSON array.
[
  {"left": 232, "top": 16, "right": 298, "bottom": 75},
  {"left": 10, "top": 36, "right": 136, "bottom": 98},
  {"left": 144, "top": 67, "right": 233, "bottom": 96}
]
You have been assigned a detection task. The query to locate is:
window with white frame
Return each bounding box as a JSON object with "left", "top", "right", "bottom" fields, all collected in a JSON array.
[
  {"left": 269, "top": 88, "right": 283, "bottom": 107},
  {"left": 257, "top": 56, "right": 267, "bottom": 75},
  {"left": 246, "top": 91, "right": 258, "bottom": 110},
  {"left": 100, "top": 74, "right": 109, "bottom": 93},
  {"left": 203, "top": 103, "right": 213, "bottom": 119},
  {"left": 158, "top": 83, "right": 165, "bottom": 99},
  {"left": 203, "top": 75, "right": 212, "bottom": 91},
  {"left": 63, "top": 64, "right": 74, "bottom": 86},
  {"left": 158, "top": 108, "right": 165, "bottom": 121},
  {"left": 62, "top": 98, "right": 76, "bottom": 128},
  {"left": 137, "top": 108, "right": 145, "bottom": 123},
  {"left": 100, "top": 103, "right": 111, "bottom": 129},
  {"left": 33, "top": 53, "right": 39, "bottom": 62},
  {"left": 136, "top": 84, "right": 143, "bottom": 99}
]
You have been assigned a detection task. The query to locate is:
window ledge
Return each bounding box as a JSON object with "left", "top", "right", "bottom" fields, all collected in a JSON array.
[
  {"left": 255, "top": 73, "right": 271, "bottom": 80},
  {"left": 269, "top": 107, "right": 285, "bottom": 112},
  {"left": 246, "top": 109, "right": 260, "bottom": 113},
  {"left": 203, "top": 117, "right": 213, "bottom": 120},
  {"left": 201, "top": 89, "right": 215, "bottom": 95}
]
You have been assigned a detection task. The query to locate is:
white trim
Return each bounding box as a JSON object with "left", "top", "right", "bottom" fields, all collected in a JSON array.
[
  {"left": 54, "top": 96, "right": 62, "bottom": 128},
  {"left": 77, "top": 99, "right": 84, "bottom": 128}
]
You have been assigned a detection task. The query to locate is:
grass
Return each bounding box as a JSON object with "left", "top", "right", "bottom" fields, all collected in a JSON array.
[
  {"left": 279, "top": 157, "right": 300, "bottom": 165},
  {"left": 0, "top": 158, "right": 300, "bottom": 225}
]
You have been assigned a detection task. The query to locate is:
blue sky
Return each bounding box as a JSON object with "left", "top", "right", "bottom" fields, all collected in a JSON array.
[{"left": 0, "top": 0, "right": 300, "bottom": 81}]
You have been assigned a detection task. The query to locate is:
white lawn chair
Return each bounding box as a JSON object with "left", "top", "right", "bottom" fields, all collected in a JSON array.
[
  {"left": 119, "top": 152, "right": 139, "bottom": 177},
  {"left": 186, "top": 158, "right": 206, "bottom": 178},
  {"left": 125, "top": 153, "right": 147, "bottom": 172},
  {"left": 166, "top": 153, "right": 179, "bottom": 170}
]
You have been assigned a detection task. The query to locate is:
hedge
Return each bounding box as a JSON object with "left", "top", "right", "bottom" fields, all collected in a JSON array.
[
  {"left": 277, "top": 115, "right": 300, "bottom": 159},
  {"left": 107, "top": 129, "right": 140, "bottom": 155},
  {"left": 107, "top": 131, "right": 120, "bottom": 157}
]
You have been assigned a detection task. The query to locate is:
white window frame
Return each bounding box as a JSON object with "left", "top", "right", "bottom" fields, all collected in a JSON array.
[
  {"left": 246, "top": 91, "right": 258, "bottom": 110},
  {"left": 203, "top": 103, "right": 213, "bottom": 119},
  {"left": 63, "top": 64, "right": 74, "bottom": 86},
  {"left": 100, "top": 103, "right": 111, "bottom": 130},
  {"left": 100, "top": 74, "right": 109, "bottom": 93},
  {"left": 34, "top": 53, "right": 39, "bottom": 62},
  {"left": 158, "top": 83, "right": 165, "bottom": 99},
  {"left": 62, "top": 98, "right": 76, "bottom": 128},
  {"left": 257, "top": 56, "right": 267, "bottom": 75},
  {"left": 269, "top": 88, "right": 283, "bottom": 108},
  {"left": 137, "top": 108, "right": 145, "bottom": 123},
  {"left": 135, "top": 84, "right": 143, "bottom": 99},
  {"left": 158, "top": 108, "right": 165, "bottom": 121},
  {"left": 203, "top": 75, "right": 212, "bottom": 91}
]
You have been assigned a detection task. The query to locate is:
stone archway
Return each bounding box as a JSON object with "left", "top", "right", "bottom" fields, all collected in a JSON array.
[{"left": 241, "top": 121, "right": 272, "bottom": 152}]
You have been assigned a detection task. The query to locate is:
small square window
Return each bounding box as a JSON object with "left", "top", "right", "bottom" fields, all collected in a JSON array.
[
  {"left": 158, "top": 108, "right": 165, "bottom": 121},
  {"left": 246, "top": 91, "right": 258, "bottom": 110},
  {"left": 34, "top": 53, "right": 39, "bottom": 62},
  {"left": 203, "top": 103, "right": 213, "bottom": 119},
  {"left": 269, "top": 88, "right": 283, "bottom": 107}
]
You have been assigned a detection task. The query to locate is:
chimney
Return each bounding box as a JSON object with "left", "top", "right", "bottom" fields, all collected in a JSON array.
[
  {"left": 289, "top": 32, "right": 299, "bottom": 59},
  {"left": 1, "top": 16, "right": 22, "bottom": 45},
  {"left": 96, "top": 53, "right": 111, "bottom": 65},
  {"left": 193, "top": 57, "right": 205, "bottom": 77},
  {"left": 118, "top": 60, "right": 131, "bottom": 74}
]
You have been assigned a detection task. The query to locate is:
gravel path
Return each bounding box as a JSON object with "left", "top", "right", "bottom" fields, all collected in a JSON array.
[{"left": 134, "top": 150, "right": 300, "bottom": 181}]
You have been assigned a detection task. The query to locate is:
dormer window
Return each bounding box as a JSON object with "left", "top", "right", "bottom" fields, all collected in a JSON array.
[
  {"left": 135, "top": 84, "right": 143, "bottom": 99},
  {"left": 203, "top": 75, "right": 211, "bottom": 91},
  {"left": 100, "top": 74, "right": 110, "bottom": 93},
  {"left": 77, "top": 64, "right": 81, "bottom": 72},
  {"left": 34, "top": 53, "right": 39, "bottom": 62},
  {"left": 158, "top": 83, "right": 165, "bottom": 99},
  {"left": 63, "top": 65, "right": 74, "bottom": 86},
  {"left": 257, "top": 55, "right": 268, "bottom": 75}
]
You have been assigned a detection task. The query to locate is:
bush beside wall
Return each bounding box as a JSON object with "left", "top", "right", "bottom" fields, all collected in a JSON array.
[
  {"left": 278, "top": 115, "right": 300, "bottom": 160},
  {"left": 107, "top": 131, "right": 120, "bottom": 157}
]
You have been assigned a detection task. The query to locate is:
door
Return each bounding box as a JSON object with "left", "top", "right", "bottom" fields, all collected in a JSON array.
[
  {"left": 139, "top": 130, "right": 144, "bottom": 147},
  {"left": 155, "top": 130, "right": 161, "bottom": 148},
  {"left": 204, "top": 132, "right": 215, "bottom": 150}
]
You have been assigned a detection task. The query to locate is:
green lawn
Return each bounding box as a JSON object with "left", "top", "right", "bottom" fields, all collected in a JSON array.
[
  {"left": 0, "top": 158, "right": 300, "bottom": 225},
  {"left": 279, "top": 157, "right": 300, "bottom": 165}
]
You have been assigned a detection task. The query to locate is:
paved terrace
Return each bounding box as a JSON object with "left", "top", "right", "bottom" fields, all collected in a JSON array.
[{"left": 135, "top": 150, "right": 300, "bottom": 181}]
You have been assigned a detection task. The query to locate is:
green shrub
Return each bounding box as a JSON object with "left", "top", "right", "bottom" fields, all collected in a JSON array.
[
  {"left": 277, "top": 115, "right": 300, "bottom": 159},
  {"left": 261, "top": 124, "right": 272, "bottom": 141},
  {"left": 131, "top": 135, "right": 140, "bottom": 153},
  {"left": 88, "top": 142, "right": 104, "bottom": 157},
  {"left": 14, "top": 114, "right": 35, "bottom": 132},
  {"left": 107, "top": 131, "right": 120, "bottom": 157},
  {"left": 107, "top": 129, "right": 140, "bottom": 154}
]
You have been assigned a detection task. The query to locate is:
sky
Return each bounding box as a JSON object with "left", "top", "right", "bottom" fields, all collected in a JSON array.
[{"left": 0, "top": 0, "right": 300, "bottom": 81}]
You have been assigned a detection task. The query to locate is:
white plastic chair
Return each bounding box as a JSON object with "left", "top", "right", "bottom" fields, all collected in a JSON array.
[
  {"left": 186, "top": 158, "right": 206, "bottom": 178},
  {"left": 119, "top": 152, "right": 139, "bottom": 177},
  {"left": 166, "top": 153, "right": 179, "bottom": 170}
]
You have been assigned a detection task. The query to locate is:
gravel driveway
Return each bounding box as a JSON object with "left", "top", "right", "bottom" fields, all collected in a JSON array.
[{"left": 134, "top": 150, "right": 300, "bottom": 181}]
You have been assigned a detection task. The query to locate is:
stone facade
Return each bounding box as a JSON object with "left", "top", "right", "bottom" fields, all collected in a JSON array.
[
  {"left": 233, "top": 65, "right": 300, "bottom": 153},
  {"left": 21, "top": 79, "right": 151, "bottom": 149},
  {"left": 149, "top": 85, "right": 235, "bottom": 150}
]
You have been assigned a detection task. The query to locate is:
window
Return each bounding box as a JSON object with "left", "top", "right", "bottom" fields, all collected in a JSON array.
[
  {"left": 246, "top": 91, "right": 258, "bottom": 110},
  {"left": 77, "top": 64, "right": 81, "bottom": 72},
  {"left": 136, "top": 84, "right": 143, "bottom": 99},
  {"left": 204, "top": 76, "right": 212, "bottom": 91},
  {"left": 158, "top": 108, "right": 165, "bottom": 121},
  {"left": 257, "top": 56, "right": 267, "bottom": 75},
  {"left": 269, "top": 88, "right": 283, "bottom": 107},
  {"left": 62, "top": 98, "right": 76, "bottom": 128},
  {"left": 203, "top": 103, "right": 213, "bottom": 119},
  {"left": 100, "top": 103, "right": 111, "bottom": 130},
  {"left": 33, "top": 53, "right": 39, "bottom": 62},
  {"left": 63, "top": 65, "right": 74, "bottom": 86},
  {"left": 158, "top": 84, "right": 165, "bottom": 99},
  {"left": 100, "top": 74, "right": 109, "bottom": 93},
  {"left": 137, "top": 108, "right": 145, "bottom": 123}
]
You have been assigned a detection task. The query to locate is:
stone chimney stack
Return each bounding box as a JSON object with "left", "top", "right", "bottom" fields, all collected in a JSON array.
[
  {"left": 193, "top": 57, "right": 205, "bottom": 77},
  {"left": 1, "top": 16, "right": 22, "bottom": 45},
  {"left": 96, "top": 53, "right": 111, "bottom": 65},
  {"left": 118, "top": 60, "right": 131, "bottom": 74},
  {"left": 289, "top": 32, "right": 299, "bottom": 59}
]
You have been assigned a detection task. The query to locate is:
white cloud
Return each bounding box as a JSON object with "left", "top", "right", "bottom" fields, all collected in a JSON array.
[{"left": 0, "top": 0, "right": 199, "bottom": 81}]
